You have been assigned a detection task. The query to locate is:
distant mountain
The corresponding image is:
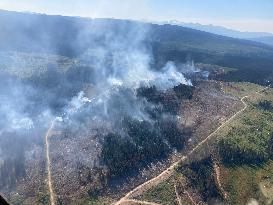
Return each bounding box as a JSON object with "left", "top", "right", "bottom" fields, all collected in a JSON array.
[
  {"left": 0, "top": 9, "right": 272, "bottom": 56},
  {"left": 248, "top": 36, "right": 273, "bottom": 46},
  {"left": 0, "top": 9, "right": 273, "bottom": 84},
  {"left": 167, "top": 21, "right": 273, "bottom": 45}
]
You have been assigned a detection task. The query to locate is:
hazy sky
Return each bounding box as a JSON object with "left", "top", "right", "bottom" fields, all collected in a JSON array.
[{"left": 1, "top": 0, "right": 273, "bottom": 33}]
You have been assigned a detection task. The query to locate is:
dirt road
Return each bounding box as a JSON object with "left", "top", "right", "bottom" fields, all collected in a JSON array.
[
  {"left": 45, "top": 120, "right": 56, "bottom": 205},
  {"left": 114, "top": 87, "right": 267, "bottom": 205}
]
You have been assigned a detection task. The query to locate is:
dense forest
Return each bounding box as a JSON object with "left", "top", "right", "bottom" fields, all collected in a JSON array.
[{"left": 102, "top": 85, "right": 194, "bottom": 177}]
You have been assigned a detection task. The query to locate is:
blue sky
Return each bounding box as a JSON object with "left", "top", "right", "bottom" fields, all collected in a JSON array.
[{"left": 1, "top": 0, "right": 273, "bottom": 33}]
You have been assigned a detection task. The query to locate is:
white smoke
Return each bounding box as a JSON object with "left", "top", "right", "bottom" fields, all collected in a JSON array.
[
  {"left": 0, "top": 78, "right": 35, "bottom": 134},
  {"left": 69, "top": 91, "right": 92, "bottom": 113},
  {"left": 0, "top": 17, "right": 200, "bottom": 191},
  {"left": 77, "top": 21, "right": 192, "bottom": 93},
  {"left": 0, "top": 18, "right": 198, "bottom": 156},
  {"left": 104, "top": 60, "right": 192, "bottom": 91},
  {"left": 11, "top": 117, "right": 34, "bottom": 130},
  {"left": 149, "top": 61, "right": 192, "bottom": 90},
  {"left": 50, "top": 21, "right": 195, "bottom": 135}
]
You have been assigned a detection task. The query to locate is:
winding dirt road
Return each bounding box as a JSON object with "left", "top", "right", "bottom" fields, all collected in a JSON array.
[
  {"left": 114, "top": 87, "right": 268, "bottom": 205},
  {"left": 44, "top": 85, "right": 268, "bottom": 205},
  {"left": 45, "top": 120, "right": 56, "bottom": 205}
]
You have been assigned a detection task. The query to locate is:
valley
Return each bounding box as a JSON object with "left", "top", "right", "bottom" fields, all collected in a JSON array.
[{"left": 0, "top": 9, "right": 272, "bottom": 205}]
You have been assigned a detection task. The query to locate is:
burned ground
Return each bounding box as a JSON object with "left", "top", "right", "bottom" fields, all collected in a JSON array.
[
  {"left": 0, "top": 77, "right": 242, "bottom": 205},
  {"left": 23, "top": 80, "right": 240, "bottom": 204}
]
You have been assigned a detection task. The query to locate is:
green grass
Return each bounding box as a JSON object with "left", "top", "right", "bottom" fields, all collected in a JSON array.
[
  {"left": 138, "top": 178, "right": 177, "bottom": 205},
  {"left": 219, "top": 85, "right": 273, "bottom": 163},
  {"left": 221, "top": 161, "right": 273, "bottom": 205},
  {"left": 196, "top": 63, "right": 238, "bottom": 74},
  {"left": 218, "top": 83, "right": 273, "bottom": 204},
  {"left": 137, "top": 83, "right": 273, "bottom": 205},
  {"left": 218, "top": 106, "right": 273, "bottom": 164},
  {"left": 222, "top": 82, "right": 264, "bottom": 98},
  {"left": 71, "top": 198, "right": 112, "bottom": 205}
]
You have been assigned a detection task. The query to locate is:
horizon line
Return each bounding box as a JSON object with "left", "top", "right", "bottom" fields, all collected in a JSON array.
[{"left": 1, "top": 8, "right": 273, "bottom": 35}]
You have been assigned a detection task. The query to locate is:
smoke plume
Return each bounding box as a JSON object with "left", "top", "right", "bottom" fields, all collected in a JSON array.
[{"left": 0, "top": 12, "right": 202, "bottom": 195}]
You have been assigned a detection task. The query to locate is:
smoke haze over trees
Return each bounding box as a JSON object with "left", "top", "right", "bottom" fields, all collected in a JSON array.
[
  {"left": 0, "top": 9, "right": 272, "bottom": 203},
  {"left": 0, "top": 9, "right": 199, "bottom": 195}
]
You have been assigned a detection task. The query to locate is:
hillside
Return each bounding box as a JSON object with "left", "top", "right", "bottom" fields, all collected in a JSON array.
[
  {"left": 133, "top": 83, "right": 273, "bottom": 205},
  {"left": 171, "top": 22, "right": 273, "bottom": 39},
  {"left": 0, "top": 9, "right": 273, "bottom": 205},
  {"left": 0, "top": 9, "right": 273, "bottom": 84},
  {"left": 167, "top": 22, "right": 273, "bottom": 47},
  {"left": 249, "top": 36, "right": 273, "bottom": 47}
]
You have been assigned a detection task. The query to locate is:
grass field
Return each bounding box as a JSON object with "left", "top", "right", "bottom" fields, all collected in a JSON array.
[
  {"left": 222, "top": 82, "right": 264, "bottom": 98},
  {"left": 219, "top": 83, "right": 273, "bottom": 205},
  {"left": 137, "top": 177, "right": 177, "bottom": 205},
  {"left": 221, "top": 160, "right": 273, "bottom": 205}
]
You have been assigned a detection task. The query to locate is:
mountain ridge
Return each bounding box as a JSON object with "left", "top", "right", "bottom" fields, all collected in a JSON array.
[{"left": 0, "top": 9, "right": 273, "bottom": 84}]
